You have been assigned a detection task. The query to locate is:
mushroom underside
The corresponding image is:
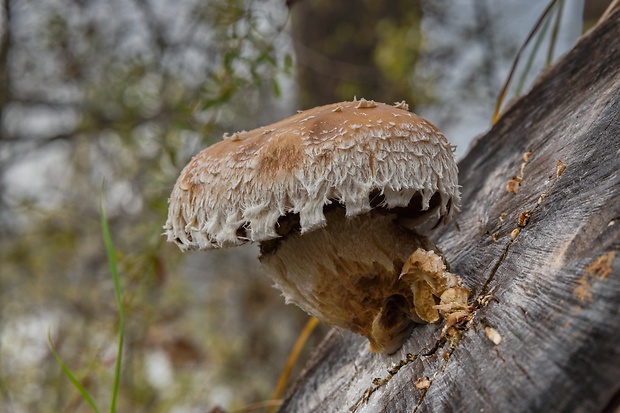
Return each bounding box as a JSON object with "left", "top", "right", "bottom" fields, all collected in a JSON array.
[
  {"left": 259, "top": 190, "right": 446, "bottom": 255},
  {"left": 259, "top": 201, "right": 466, "bottom": 354}
]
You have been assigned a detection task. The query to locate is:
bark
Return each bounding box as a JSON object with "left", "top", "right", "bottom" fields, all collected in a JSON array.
[{"left": 280, "top": 7, "right": 620, "bottom": 413}]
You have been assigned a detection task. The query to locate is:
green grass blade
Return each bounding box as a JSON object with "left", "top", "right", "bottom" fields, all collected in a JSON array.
[
  {"left": 516, "top": 13, "right": 552, "bottom": 95},
  {"left": 492, "top": 0, "right": 559, "bottom": 124},
  {"left": 100, "top": 201, "right": 125, "bottom": 413},
  {"left": 547, "top": 0, "right": 564, "bottom": 66},
  {"left": 47, "top": 330, "right": 102, "bottom": 413}
]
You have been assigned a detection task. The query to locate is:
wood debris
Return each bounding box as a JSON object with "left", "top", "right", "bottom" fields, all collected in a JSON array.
[
  {"left": 484, "top": 326, "right": 503, "bottom": 345},
  {"left": 556, "top": 160, "right": 567, "bottom": 177},
  {"left": 415, "top": 377, "right": 431, "bottom": 390},
  {"left": 506, "top": 150, "right": 533, "bottom": 193},
  {"left": 506, "top": 178, "right": 521, "bottom": 193},
  {"left": 517, "top": 210, "right": 531, "bottom": 227}
]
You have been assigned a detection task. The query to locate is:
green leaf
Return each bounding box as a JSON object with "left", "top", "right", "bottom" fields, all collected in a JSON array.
[
  {"left": 547, "top": 0, "right": 564, "bottom": 66},
  {"left": 492, "top": 0, "right": 560, "bottom": 124},
  {"left": 100, "top": 198, "right": 125, "bottom": 413},
  {"left": 271, "top": 78, "right": 281, "bottom": 97},
  {"left": 48, "top": 193, "right": 126, "bottom": 413},
  {"left": 516, "top": 12, "right": 552, "bottom": 95},
  {"left": 283, "top": 53, "right": 294, "bottom": 74},
  {"left": 48, "top": 330, "right": 102, "bottom": 413}
]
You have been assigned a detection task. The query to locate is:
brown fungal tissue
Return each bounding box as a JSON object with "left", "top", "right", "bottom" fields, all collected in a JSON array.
[{"left": 164, "top": 100, "right": 469, "bottom": 354}]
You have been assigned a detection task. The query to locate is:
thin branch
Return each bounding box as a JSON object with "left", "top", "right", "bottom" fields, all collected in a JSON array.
[
  {"left": 0, "top": 0, "right": 12, "bottom": 141},
  {"left": 599, "top": 0, "right": 620, "bottom": 23},
  {"left": 130, "top": 0, "right": 168, "bottom": 53},
  {"left": 546, "top": 0, "right": 564, "bottom": 66},
  {"left": 492, "top": 0, "right": 559, "bottom": 124},
  {"left": 0, "top": 0, "right": 12, "bottom": 229}
]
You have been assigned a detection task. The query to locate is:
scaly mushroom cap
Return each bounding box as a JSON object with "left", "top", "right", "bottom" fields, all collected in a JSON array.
[{"left": 165, "top": 100, "right": 460, "bottom": 250}]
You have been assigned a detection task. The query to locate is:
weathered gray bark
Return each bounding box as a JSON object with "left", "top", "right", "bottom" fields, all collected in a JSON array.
[{"left": 280, "top": 7, "right": 620, "bottom": 413}]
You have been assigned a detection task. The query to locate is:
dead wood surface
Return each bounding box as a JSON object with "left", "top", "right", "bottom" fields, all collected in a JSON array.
[{"left": 280, "top": 8, "right": 620, "bottom": 413}]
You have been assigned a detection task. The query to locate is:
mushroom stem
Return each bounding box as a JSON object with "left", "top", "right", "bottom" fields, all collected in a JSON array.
[{"left": 259, "top": 207, "right": 459, "bottom": 354}]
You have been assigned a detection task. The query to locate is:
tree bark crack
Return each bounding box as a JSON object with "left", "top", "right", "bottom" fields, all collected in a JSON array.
[
  {"left": 349, "top": 352, "right": 420, "bottom": 412},
  {"left": 480, "top": 158, "right": 567, "bottom": 298}
]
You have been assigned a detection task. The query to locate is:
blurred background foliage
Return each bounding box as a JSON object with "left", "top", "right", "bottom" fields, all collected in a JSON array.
[{"left": 0, "top": 0, "right": 609, "bottom": 412}]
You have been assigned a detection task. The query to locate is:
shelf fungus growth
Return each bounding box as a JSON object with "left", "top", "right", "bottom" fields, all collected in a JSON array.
[{"left": 165, "top": 100, "right": 469, "bottom": 354}]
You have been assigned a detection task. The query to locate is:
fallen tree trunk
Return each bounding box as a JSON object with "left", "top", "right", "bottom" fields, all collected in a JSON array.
[{"left": 280, "top": 7, "right": 620, "bottom": 413}]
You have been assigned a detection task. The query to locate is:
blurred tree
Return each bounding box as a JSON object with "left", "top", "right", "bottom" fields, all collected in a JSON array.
[
  {"left": 583, "top": 0, "right": 613, "bottom": 28},
  {"left": 0, "top": 0, "right": 307, "bottom": 412},
  {"left": 289, "top": 0, "right": 426, "bottom": 109}
]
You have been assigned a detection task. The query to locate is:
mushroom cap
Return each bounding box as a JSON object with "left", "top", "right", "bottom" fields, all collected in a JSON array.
[{"left": 165, "top": 100, "right": 460, "bottom": 250}]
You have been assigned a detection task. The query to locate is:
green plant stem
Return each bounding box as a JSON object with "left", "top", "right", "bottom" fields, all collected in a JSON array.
[
  {"left": 100, "top": 201, "right": 125, "bottom": 413},
  {"left": 516, "top": 13, "right": 552, "bottom": 95},
  {"left": 47, "top": 330, "right": 102, "bottom": 413},
  {"left": 492, "top": 0, "right": 560, "bottom": 124},
  {"left": 547, "top": 0, "right": 564, "bottom": 65}
]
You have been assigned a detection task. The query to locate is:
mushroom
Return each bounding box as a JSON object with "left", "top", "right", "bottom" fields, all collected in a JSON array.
[{"left": 165, "top": 100, "right": 469, "bottom": 354}]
